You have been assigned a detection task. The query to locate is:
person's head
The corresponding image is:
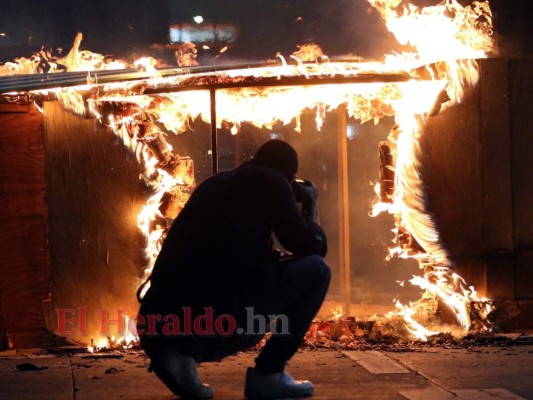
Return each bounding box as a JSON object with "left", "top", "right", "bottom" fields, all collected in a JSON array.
[{"left": 252, "top": 139, "right": 298, "bottom": 181}]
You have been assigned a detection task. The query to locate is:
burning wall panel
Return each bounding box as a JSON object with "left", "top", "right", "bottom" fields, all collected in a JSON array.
[
  {"left": 422, "top": 58, "right": 533, "bottom": 328},
  {"left": 43, "top": 101, "right": 146, "bottom": 342},
  {"left": 421, "top": 78, "right": 486, "bottom": 293}
]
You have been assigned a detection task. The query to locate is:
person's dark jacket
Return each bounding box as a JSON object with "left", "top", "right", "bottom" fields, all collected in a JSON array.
[{"left": 145, "top": 161, "right": 327, "bottom": 319}]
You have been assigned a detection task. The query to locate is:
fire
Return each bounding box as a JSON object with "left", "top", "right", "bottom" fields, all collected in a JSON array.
[
  {"left": 133, "top": 57, "right": 158, "bottom": 73},
  {"left": 94, "top": 99, "right": 197, "bottom": 284},
  {"left": 0, "top": 32, "right": 130, "bottom": 77},
  {"left": 331, "top": 305, "right": 344, "bottom": 321},
  {"left": 291, "top": 43, "right": 326, "bottom": 63},
  {"left": 369, "top": 0, "right": 493, "bottom": 107},
  {"left": 0, "top": 0, "right": 497, "bottom": 345},
  {"left": 366, "top": 0, "right": 495, "bottom": 340},
  {"left": 86, "top": 313, "right": 140, "bottom": 353},
  {"left": 370, "top": 0, "right": 493, "bottom": 61},
  {"left": 175, "top": 42, "right": 199, "bottom": 67}
]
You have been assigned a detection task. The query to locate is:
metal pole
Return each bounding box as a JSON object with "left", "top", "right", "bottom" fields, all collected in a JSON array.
[
  {"left": 141, "top": 73, "right": 412, "bottom": 96},
  {"left": 337, "top": 105, "right": 352, "bottom": 316},
  {"left": 210, "top": 88, "right": 218, "bottom": 175}
]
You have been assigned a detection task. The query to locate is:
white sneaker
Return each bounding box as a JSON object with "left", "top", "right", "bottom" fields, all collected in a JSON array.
[
  {"left": 149, "top": 347, "right": 213, "bottom": 399},
  {"left": 244, "top": 367, "right": 314, "bottom": 399}
]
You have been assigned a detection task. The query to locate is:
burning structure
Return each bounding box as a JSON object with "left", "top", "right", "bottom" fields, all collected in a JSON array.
[{"left": 0, "top": 0, "right": 531, "bottom": 350}]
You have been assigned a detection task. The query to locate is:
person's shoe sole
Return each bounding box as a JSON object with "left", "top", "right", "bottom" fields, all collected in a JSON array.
[
  {"left": 149, "top": 360, "right": 213, "bottom": 399},
  {"left": 244, "top": 368, "right": 313, "bottom": 400}
]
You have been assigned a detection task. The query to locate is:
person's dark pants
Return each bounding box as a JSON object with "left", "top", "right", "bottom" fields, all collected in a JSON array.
[
  {"left": 138, "top": 255, "right": 331, "bottom": 373},
  {"left": 254, "top": 254, "right": 331, "bottom": 373}
]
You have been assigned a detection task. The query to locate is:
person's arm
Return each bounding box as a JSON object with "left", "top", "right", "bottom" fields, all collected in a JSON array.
[{"left": 268, "top": 175, "right": 327, "bottom": 257}]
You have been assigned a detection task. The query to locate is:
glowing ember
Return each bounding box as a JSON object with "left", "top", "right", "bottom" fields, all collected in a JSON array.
[{"left": 87, "top": 314, "right": 140, "bottom": 353}]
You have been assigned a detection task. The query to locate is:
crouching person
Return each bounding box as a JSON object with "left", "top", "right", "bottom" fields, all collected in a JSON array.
[{"left": 136, "top": 140, "right": 330, "bottom": 399}]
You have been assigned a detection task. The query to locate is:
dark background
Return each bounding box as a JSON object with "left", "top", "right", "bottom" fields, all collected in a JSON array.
[{"left": 0, "top": 0, "right": 531, "bottom": 63}]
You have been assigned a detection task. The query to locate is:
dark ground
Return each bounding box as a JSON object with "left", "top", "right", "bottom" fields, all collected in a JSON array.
[{"left": 1, "top": 343, "right": 532, "bottom": 400}]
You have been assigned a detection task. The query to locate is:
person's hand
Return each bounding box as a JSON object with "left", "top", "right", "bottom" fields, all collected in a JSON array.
[{"left": 292, "top": 179, "right": 318, "bottom": 206}]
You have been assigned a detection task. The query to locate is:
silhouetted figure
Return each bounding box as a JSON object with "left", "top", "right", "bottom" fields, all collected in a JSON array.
[{"left": 137, "top": 139, "right": 330, "bottom": 399}]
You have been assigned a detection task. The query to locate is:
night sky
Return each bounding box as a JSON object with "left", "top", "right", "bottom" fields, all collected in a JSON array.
[{"left": 0, "top": 0, "right": 531, "bottom": 63}]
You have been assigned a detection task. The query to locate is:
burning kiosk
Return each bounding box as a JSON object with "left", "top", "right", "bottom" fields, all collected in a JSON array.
[{"left": 0, "top": 0, "right": 531, "bottom": 349}]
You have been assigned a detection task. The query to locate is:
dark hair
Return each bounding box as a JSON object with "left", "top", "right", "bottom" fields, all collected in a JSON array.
[{"left": 252, "top": 140, "right": 298, "bottom": 180}]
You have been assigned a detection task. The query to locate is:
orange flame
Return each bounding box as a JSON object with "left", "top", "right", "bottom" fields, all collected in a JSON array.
[
  {"left": 366, "top": 0, "right": 495, "bottom": 340},
  {"left": 291, "top": 43, "right": 326, "bottom": 63}
]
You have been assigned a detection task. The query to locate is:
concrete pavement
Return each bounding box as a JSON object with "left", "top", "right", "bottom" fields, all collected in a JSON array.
[{"left": 1, "top": 346, "right": 532, "bottom": 399}]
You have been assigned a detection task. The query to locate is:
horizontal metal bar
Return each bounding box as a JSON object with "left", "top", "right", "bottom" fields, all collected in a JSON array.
[
  {"left": 141, "top": 72, "right": 414, "bottom": 95},
  {"left": 0, "top": 61, "right": 280, "bottom": 94}
]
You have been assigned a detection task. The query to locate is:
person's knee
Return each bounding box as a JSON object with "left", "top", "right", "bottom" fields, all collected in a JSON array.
[{"left": 305, "top": 254, "right": 331, "bottom": 282}]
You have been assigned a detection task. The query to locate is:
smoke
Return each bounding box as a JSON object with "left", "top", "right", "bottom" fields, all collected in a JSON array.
[{"left": 312, "top": 1, "right": 404, "bottom": 60}]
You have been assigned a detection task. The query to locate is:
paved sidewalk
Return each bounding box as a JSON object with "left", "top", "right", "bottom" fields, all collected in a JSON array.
[{"left": 1, "top": 346, "right": 532, "bottom": 399}]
